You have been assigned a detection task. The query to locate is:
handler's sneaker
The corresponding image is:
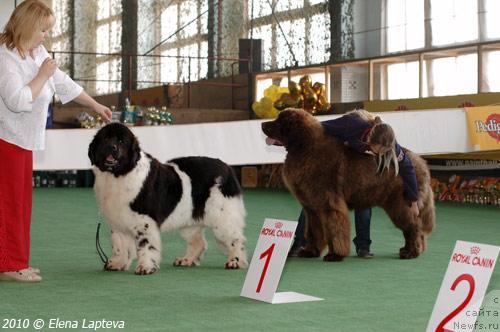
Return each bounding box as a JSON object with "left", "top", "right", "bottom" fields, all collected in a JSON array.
[
  {"left": 356, "top": 249, "right": 374, "bottom": 259},
  {"left": 0, "top": 268, "right": 42, "bottom": 282}
]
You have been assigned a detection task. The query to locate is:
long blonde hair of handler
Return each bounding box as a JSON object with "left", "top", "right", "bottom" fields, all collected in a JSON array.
[{"left": 0, "top": 0, "right": 111, "bottom": 283}]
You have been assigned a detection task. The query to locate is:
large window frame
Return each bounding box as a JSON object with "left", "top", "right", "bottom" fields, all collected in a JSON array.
[
  {"left": 254, "top": 40, "right": 500, "bottom": 104},
  {"left": 95, "top": 0, "right": 122, "bottom": 95},
  {"left": 50, "top": 0, "right": 72, "bottom": 74},
  {"left": 159, "top": 0, "right": 209, "bottom": 84},
  {"left": 383, "top": 0, "right": 500, "bottom": 99},
  {"left": 248, "top": 0, "right": 330, "bottom": 71}
]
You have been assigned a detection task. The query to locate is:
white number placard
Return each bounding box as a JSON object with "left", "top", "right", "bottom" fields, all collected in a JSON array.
[
  {"left": 240, "top": 218, "right": 323, "bottom": 304},
  {"left": 427, "top": 240, "right": 499, "bottom": 332}
]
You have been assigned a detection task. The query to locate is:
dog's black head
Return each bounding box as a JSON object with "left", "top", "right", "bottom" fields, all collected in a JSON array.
[
  {"left": 261, "top": 108, "right": 322, "bottom": 151},
  {"left": 88, "top": 123, "right": 141, "bottom": 176}
]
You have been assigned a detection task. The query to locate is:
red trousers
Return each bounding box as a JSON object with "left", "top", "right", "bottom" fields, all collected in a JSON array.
[{"left": 0, "top": 139, "right": 32, "bottom": 272}]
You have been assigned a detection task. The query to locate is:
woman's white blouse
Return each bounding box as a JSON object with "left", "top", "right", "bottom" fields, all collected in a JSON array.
[{"left": 0, "top": 44, "right": 82, "bottom": 151}]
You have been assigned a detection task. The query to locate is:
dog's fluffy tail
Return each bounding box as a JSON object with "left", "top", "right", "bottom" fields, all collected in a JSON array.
[
  {"left": 219, "top": 166, "right": 242, "bottom": 197},
  {"left": 410, "top": 153, "right": 436, "bottom": 236},
  {"left": 419, "top": 189, "right": 436, "bottom": 235}
]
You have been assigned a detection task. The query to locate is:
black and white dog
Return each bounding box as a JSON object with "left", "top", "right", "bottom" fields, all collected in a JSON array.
[{"left": 88, "top": 123, "right": 247, "bottom": 274}]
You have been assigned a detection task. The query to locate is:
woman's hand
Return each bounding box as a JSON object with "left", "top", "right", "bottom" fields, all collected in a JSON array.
[
  {"left": 72, "top": 92, "right": 112, "bottom": 122},
  {"left": 38, "top": 57, "right": 57, "bottom": 79},
  {"left": 410, "top": 201, "right": 419, "bottom": 218},
  {"left": 29, "top": 58, "right": 58, "bottom": 99},
  {"left": 93, "top": 103, "right": 112, "bottom": 122}
]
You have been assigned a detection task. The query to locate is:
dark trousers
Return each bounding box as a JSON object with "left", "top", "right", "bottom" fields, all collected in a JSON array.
[
  {"left": 353, "top": 208, "right": 372, "bottom": 251},
  {"left": 294, "top": 208, "right": 372, "bottom": 251}
]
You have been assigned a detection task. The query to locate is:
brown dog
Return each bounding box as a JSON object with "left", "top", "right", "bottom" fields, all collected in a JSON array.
[{"left": 261, "top": 109, "right": 435, "bottom": 261}]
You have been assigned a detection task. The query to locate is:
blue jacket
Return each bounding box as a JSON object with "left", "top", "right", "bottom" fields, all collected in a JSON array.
[{"left": 322, "top": 113, "right": 419, "bottom": 202}]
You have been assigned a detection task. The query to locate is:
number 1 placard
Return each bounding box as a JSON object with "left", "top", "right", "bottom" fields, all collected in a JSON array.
[
  {"left": 426, "top": 240, "right": 499, "bottom": 332},
  {"left": 240, "top": 218, "right": 323, "bottom": 304}
]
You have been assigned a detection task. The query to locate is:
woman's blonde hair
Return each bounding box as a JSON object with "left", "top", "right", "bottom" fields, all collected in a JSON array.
[
  {"left": 348, "top": 109, "right": 399, "bottom": 175},
  {"left": 0, "top": 0, "right": 54, "bottom": 59},
  {"left": 369, "top": 119, "right": 399, "bottom": 175}
]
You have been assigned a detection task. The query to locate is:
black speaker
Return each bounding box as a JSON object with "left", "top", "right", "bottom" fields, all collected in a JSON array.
[{"left": 239, "top": 39, "right": 263, "bottom": 73}]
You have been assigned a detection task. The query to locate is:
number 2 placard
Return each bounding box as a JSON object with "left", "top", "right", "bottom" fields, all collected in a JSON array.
[
  {"left": 427, "top": 241, "right": 499, "bottom": 332},
  {"left": 240, "top": 218, "right": 323, "bottom": 304}
]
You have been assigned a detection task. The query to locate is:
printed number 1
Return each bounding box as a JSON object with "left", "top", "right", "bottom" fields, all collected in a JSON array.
[
  {"left": 256, "top": 243, "right": 275, "bottom": 293},
  {"left": 435, "top": 273, "right": 476, "bottom": 332}
]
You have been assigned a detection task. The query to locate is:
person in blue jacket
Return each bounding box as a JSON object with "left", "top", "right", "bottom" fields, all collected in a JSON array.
[{"left": 289, "top": 110, "right": 419, "bottom": 259}]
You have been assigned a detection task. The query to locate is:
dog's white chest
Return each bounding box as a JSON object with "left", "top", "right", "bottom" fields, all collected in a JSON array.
[{"left": 93, "top": 155, "right": 150, "bottom": 232}]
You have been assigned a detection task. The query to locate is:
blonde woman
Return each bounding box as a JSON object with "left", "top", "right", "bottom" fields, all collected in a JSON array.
[
  {"left": 0, "top": 0, "right": 112, "bottom": 282},
  {"left": 290, "top": 110, "right": 419, "bottom": 259}
]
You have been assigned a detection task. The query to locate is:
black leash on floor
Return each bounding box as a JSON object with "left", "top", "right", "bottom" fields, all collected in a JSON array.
[{"left": 95, "top": 213, "right": 109, "bottom": 265}]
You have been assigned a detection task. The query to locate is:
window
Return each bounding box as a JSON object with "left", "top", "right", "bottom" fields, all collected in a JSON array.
[
  {"left": 482, "top": 49, "right": 500, "bottom": 93},
  {"left": 425, "top": 53, "right": 477, "bottom": 97},
  {"left": 385, "top": 0, "right": 424, "bottom": 53},
  {"left": 95, "top": 0, "right": 122, "bottom": 95},
  {"left": 310, "top": 13, "right": 331, "bottom": 65},
  {"left": 180, "top": 43, "right": 198, "bottom": 82},
  {"left": 50, "top": 0, "right": 71, "bottom": 73},
  {"left": 161, "top": 49, "right": 178, "bottom": 84},
  {"left": 372, "top": 56, "right": 419, "bottom": 101},
  {"left": 275, "top": 0, "right": 303, "bottom": 12},
  {"left": 255, "top": 78, "right": 273, "bottom": 100},
  {"left": 276, "top": 19, "right": 306, "bottom": 68},
  {"left": 484, "top": 0, "right": 500, "bottom": 40},
  {"left": 382, "top": 0, "right": 488, "bottom": 99},
  {"left": 430, "top": 0, "right": 478, "bottom": 46},
  {"left": 387, "top": 61, "right": 419, "bottom": 99},
  {"left": 160, "top": 0, "right": 208, "bottom": 83},
  {"left": 248, "top": 0, "right": 330, "bottom": 71}
]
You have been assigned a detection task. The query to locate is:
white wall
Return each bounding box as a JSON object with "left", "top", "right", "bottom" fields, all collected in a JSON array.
[
  {"left": 33, "top": 109, "right": 472, "bottom": 170},
  {"left": 0, "top": 0, "right": 16, "bottom": 31}
]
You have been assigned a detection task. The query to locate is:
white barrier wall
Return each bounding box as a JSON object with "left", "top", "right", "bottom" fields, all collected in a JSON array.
[{"left": 33, "top": 108, "right": 473, "bottom": 170}]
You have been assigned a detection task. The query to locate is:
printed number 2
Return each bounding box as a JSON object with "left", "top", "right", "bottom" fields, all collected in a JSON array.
[
  {"left": 435, "top": 273, "right": 476, "bottom": 332},
  {"left": 256, "top": 243, "right": 275, "bottom": 293}
]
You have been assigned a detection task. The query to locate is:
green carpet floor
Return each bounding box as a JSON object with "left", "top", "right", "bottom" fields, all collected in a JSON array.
[{"left": 1, "top": 188, "right": 499, "bottom": 332}]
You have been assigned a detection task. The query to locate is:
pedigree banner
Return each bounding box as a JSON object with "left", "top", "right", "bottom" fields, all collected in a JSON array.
[{"left": 465, "top": 106, "right": 500, "bottom": 151}]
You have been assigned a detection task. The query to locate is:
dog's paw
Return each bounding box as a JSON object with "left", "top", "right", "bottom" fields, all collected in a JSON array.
[
  {"left": 399, "top": 246, "right": 419, "bottom": 259},
  {"left": 134, "top": 263, "right": 159, "bottom": 275},
  {"left": 297, "top": 247, "right": 320, "bottom": 258},
  {"left": 224, "top": 257, "right": 241, "bottom": 269},
  {"left": 172, "top": 257, "right": 198, "bottom": 267},
  {"left": 323, "top": 253, "right": 345, "bottom": 262},
  {"left": 104, "top": 260, "right": 127, "bottom": 271}
]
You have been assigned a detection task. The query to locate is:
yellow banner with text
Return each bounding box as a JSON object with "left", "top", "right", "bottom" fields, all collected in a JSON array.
[{"left": 465, "top": 106, "right": 500, "bottom": 151}]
